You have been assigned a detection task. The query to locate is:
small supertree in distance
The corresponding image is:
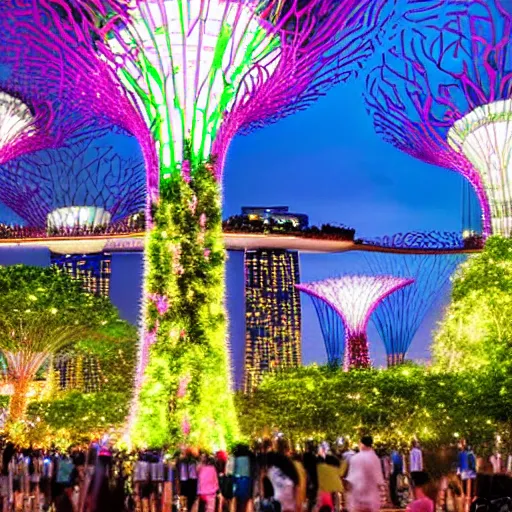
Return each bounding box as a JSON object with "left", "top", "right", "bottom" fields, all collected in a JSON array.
[
  {"left": 365, "top": 0, "right": 512, "bottom": 237},
  {"left": 44, "top": 0, "right": 398, "bottom": 448},
  {"left": 0, "top": 128, "right": 146, "bottom": 228},
  {"left": 360, "top": 239, "right": 467, "bottom": 366},
  {"left": 296, "top": 275, "right": 414, "bottom": 370}
]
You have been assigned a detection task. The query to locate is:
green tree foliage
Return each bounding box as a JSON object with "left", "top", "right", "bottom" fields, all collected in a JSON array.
[
  {"left": 433, "top": 236, "right": 512, "bottom": 372},
  {"left": 237, "top": 364, "right": 512, "bottom": 452},
  {"left": 0, "top": 265, "right": 136, "bottom": 439}
]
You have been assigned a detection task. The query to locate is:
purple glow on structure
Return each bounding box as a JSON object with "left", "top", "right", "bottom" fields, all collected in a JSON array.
[
  {"left": 0, "top": 132, "right": 146, "bottom": 227},
  {"left": 0, "top": 1, "right": 157, "bottom": 199},
  {"left": 365, "top": 0, "right": 512, "bottom": 237},
  {"left": 148, "top": 293, "right": 169, "bottom": 316},
  {"left": 60, "top": 0, "right": 400, "bottom": 183},
  {"left": 296, "top": 275, "right": 414, "bottom": 370}
]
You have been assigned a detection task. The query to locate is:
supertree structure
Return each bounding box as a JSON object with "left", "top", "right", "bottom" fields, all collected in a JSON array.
[
  {"left": 0, "top": 129, "right": 146, "bottom": 228},
  {"left": 361, "top": 246, "right": 466, "bottom": 366},
  {"left": 363, "top": 231, "right": 465, "bottom": 250},
  {"left": 0, "top": 1, "right": 154, "bottom": 175},
  {"left": 296, "top": 275, "right": 413, "bottom": 369},
  {"left": 365, "top": 0, "right": 512, "bottom": 237},
  {"left": 39, "top": 0, "right": 399, "bottom": 448},
  {"left": 307, "top": 295, "right": 346, "bottom": 368}
]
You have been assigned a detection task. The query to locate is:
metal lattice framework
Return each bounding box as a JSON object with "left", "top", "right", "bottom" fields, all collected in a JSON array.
[
  {"left": 363, "top": 231, "right": 465, "bottom": 250},
  {"left": 297, "top": 275, "right": 413, "bottom": 370},
  {"left": 365, "top": 0, "right": 512, "bottom": 237},
  {"left": 0, "top": 1, "right": 156, "bottom": 183},
  {"left": 70, "top": 0, "right": 400, "bottom": 188},
  {"left": 0, "top": 129, "right": 146, "bottom": 227},
  {"left": 308, "top": 295, "right": 345, "bottom": 367},
  {"left": 362, "top": 251, "right": 466, "bottom": 365}
]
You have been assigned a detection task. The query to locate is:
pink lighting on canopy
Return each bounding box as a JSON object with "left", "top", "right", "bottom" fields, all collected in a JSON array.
[
  {"left": 0, "top": 0, "right": 157, "bottom": 196},
  {"left": 365, "top": 0, "right": 512, "bottom": 238},
  {"left": 296, "top": 275, "right": 414, "bottom": 370}
]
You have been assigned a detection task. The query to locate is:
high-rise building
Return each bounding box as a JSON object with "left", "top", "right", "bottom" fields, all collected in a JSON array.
[
  {"left": 243, "top": 249, "right": 302, "bottom": 392},
  {"left": 51, "top": 252, "right": 112, "bottom": 297}
]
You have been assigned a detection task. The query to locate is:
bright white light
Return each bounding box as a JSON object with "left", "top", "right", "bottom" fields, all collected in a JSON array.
[
  {"left": 110, "top": 0, "right": 279, "bottom": 164},
  {"left": 0, "top": 92, "right": 34, "bottom": 149},
  {"left": 47, "top": 207, "right": 111, "bottom": 229},
  {"left": 448, "top": 100, "right": 512, "bottom": 237}
]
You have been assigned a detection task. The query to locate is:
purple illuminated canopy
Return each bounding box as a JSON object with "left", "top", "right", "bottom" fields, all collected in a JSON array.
[
  {"left": 365, "top": 0, "right": 512, "bottom": 237},
  {"left": 0, "top": 0, "right": 156, "bottom": 184},
  {"left": 296, "top": 274, "right": 414, "bottom": 370},
  {"left": 0, "top": 130, "right": 145, "bottom": 227}
]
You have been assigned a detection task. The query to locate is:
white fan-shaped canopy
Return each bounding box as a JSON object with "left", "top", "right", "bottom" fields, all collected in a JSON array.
[
  {"left": 0, "top": 92, "right": 35, "bottom": 150},
  {"left": 448, "top": 99, "right": 512, "bottom": 236},
  {"left": 47, "top": 206, "right": 111, "bottom": 230},
  {"left": 109, "top": 0, "right": 279, "bottom": 166}
]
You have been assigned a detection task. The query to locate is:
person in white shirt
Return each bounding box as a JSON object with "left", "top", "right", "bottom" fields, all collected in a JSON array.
[
  {"left": 410, "top": 441, "right": 423, "bottom": 474},
  {"left": 490, "top": 452, "right": 502, "bottom": 474},
  {"left": 345, "top": 436, "right": 384, "bottom": 512}
]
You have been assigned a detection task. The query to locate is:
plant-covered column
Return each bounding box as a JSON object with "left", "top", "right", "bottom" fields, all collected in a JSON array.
[
  {"left": 102, "top": 1, "right": 280, "bottom": 448},
  {"left": 133, "top": 152, "right": 238, "bottom": 448}
]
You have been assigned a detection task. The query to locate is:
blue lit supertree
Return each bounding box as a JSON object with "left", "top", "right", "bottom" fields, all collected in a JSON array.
[
  {"left": 362, "top": 243, "right": 466, "bottom": 365},
  {"left": 309, "top": 295, "right": 346, "bottom": 367},
  {"left": 297, "top": 274, "right": 413, "bottom": 369}
]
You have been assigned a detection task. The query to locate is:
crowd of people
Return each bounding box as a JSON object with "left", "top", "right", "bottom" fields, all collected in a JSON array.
[{"left": 0, "top": 437, "right": 511, "bottom": 512}]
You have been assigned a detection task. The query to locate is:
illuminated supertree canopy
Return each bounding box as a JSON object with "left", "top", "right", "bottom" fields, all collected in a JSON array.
[
  {"left": 25, "top": 0, "right": 398, "bottom": 448},
  {"left": 362, "top": 248, "right": 466, "bottom": 366},
  {"left": 0, "top": 92, "right": 35, "bottom": 154},
  {"left": 0, "top": 1, "right": 154, "bottom": 171},
  {"left": 297, "top": 275, "right": 413, "bottom": 370},
  {"left": 365, "top": 0, "right": 512, "bottom": 237},
  {"left": 0, "top": 128, "right": 146, "bottom": 228}
]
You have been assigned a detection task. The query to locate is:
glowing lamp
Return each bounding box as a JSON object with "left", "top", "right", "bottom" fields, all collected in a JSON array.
[
  {"left": 47, "top": 207, "right": 112, "bottom": 230},
  {"left": 0, "top": 92, "right": 34, "bottom": 149}
]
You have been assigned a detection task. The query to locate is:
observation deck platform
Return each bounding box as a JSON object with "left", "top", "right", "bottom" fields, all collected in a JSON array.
[{"left": 0, "top": 232, "right": 480, "bottom": 255}]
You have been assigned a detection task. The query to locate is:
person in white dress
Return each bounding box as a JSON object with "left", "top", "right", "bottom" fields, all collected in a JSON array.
[{"left": 345, "top": 436, "right": 384, "bottom": 512}]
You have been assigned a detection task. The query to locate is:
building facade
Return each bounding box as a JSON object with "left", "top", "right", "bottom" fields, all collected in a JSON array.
[
  {"left": 243, "top": 249, "right": 302, "bottom": 392},
  {"left": 50, "top": 252, "right": 112, "bottom": 297}
]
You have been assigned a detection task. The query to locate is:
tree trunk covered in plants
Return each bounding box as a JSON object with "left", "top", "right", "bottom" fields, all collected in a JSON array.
[
  {"left": 130, "top": 161, "right": 238, "bottom": 449},
  {"left": 345, "top": 333, "right": 371, "bottom": 370},
  {"left": 9, "top": 375, "right": 31, "bottom": 423}
]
